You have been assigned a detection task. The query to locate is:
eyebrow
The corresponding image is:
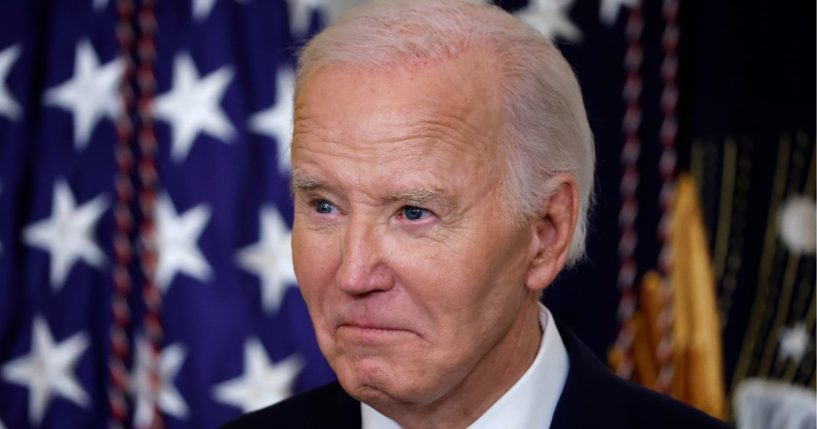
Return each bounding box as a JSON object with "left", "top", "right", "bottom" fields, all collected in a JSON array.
[
  {"left": 291, "top": 172, "right": 453, "bottom": 209},
  {"left": 391, "top": 189, "right": 452, "bottom": 209},
  {"left": 291, "top": 173, "right": 322, "bottom": 192}
]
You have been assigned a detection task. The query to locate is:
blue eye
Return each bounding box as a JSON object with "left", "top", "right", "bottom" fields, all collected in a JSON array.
[
  {"left": 314, "top": 200, "right": 335, "bottom": 214},
  {"left": 402, "top": 206, "right": 428, "bottom": 221}
]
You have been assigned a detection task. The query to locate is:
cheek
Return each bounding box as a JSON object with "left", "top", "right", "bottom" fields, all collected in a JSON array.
[
  {"left": 384, "top": 237, "right": 492, "bottom": 339},
  {"left": 292, "top": 227, "right": 345, "bottom": 370},
  {"left": 292, "top": 226, "right": 338, "bottom": 319},
  {"left": 402, "top": 233, "right": 529, "bottom": 337}
]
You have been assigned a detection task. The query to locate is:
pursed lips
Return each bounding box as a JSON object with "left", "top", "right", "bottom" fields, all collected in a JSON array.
[
  {"left": 336, "top": 318, "right": 417, "bottom": 344},
  {"left": 339, "top": 319, "right": 410, "bottom": 332}
]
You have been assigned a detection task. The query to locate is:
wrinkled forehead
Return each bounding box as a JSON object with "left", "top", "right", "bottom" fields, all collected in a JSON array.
[
  {"left": 294, "top": 44, "right": 503, "bottom": 106},
  {"left": 291, "top": 51, "right": 506, "bottom": 158}
]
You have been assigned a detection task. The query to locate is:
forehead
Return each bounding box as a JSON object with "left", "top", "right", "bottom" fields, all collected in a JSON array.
[{"left": 291, "top": 53, "right": 505, "bottom": 174}]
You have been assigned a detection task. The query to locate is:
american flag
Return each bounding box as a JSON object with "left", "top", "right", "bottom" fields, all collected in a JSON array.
[{"left": 0, "top": 1, "right": 339, "bottom": 427}]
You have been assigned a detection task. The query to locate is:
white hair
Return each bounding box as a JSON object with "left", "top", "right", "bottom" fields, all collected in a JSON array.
[{"left": 295, "top": 0, "right": 595, "bottom": 265}]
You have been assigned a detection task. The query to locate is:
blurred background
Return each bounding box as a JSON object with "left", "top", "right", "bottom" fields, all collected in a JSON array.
[{"left": 0, "top": 0, "right": 813, "bottom": 428}]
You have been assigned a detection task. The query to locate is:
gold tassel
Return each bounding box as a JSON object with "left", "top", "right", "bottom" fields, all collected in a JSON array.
[{"left": 614, "top": 174, "right": 726, "bottom": 419}]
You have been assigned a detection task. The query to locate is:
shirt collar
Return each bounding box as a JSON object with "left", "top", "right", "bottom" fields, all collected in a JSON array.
[{"left": 361, "top": 303, "right": 569, "bottom": 429}]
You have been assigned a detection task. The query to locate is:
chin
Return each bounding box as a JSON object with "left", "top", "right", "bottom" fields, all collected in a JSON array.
[
  {"left": 341, "top": 365, "right": 449, "bottom": 411},
  {"left": 335, "top": 357, "right": 416, "bottom": 404}
]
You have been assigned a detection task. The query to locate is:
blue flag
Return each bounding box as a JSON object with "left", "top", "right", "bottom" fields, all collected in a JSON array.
[{"left": 0, "top": 1, "right": 334, "bottom": 428}]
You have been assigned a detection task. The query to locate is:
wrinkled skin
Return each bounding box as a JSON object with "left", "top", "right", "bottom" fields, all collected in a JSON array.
[{"left": 290, "top": 52, "right": 577, "bottom": 429}]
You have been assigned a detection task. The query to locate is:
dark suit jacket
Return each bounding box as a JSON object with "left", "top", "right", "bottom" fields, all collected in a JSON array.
[{"left": 222, "top": 322, "right": 733, "bottom": 428}]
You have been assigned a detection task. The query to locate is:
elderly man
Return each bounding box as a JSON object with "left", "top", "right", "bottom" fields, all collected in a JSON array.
[{"left": 225, "top": 1, "right": 732, "bottom": 428}]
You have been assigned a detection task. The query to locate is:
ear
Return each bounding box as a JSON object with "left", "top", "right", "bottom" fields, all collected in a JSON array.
[{"left": 525, "top": 174, "right": 580, "bottom": 293}]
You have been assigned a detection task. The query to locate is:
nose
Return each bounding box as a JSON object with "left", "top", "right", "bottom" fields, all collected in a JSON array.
[{"left": 336, "top": 216, "right": 393, "bottom": 296}]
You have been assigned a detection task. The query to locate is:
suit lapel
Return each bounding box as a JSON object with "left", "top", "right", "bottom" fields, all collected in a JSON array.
[{"left": 550, "top": 321, "right": 630, "bottom": 429}]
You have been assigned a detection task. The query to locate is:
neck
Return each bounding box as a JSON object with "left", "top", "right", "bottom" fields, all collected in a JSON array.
[{"left": 380, "top": 298, "right": 543, "bottom": 429}]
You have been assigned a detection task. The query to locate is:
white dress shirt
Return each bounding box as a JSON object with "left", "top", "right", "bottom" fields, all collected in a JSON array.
[{"left": 361, "top": 303, "right": 569, "bottom": 429}]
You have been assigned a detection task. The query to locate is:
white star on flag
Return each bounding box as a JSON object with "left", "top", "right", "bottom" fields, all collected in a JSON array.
[
  {"left": 22, "top": 180, "right": 108, "bottom": 290},
  {"left": 155, "top": 194, "right": 213, "bottom": 291},
  {"left": 93, "top": 0, "right": 108, "bottom": 10},
  {"left": 44, "top": 40, "right": 123, "bottom": 150},
  {"left": 248, "top": 67, "right": 294, "bottom": 173},
  {"left": 153, "top": 53, "right": 235, "bottom": 162},
  {"left": 213, "top": 339, "right": 303, "bottom": 413},
  {"left": 130, "top": 337, "right": 189, "bottom": 427},
  {"left": 1, "top": 317, "right": 90, "bottom": 425},
  {"left": 0, "top": 44, "right": 22, "bottom": 121},
  {"left": 193, "top": 0, "right": 217, "bottom": 20},
  {"left": 515, "top": 0, "right": 582, "bottom": 42},
  {"left": 600, "top": 0, "right": 638, "bottom": 26},
  {"left": 778, "top": 322, "right": 811, "bottom": 363},
  {"left": 287, "top": 0, "right": 327, "bottom": 35},
  {"left": 235, "top": 207, "right": 297, "bottom": 313}
]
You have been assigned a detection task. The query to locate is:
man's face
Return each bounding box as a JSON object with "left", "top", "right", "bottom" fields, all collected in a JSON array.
[{"left": 291, "top": 54, "right": 539, "bottom": 408}]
